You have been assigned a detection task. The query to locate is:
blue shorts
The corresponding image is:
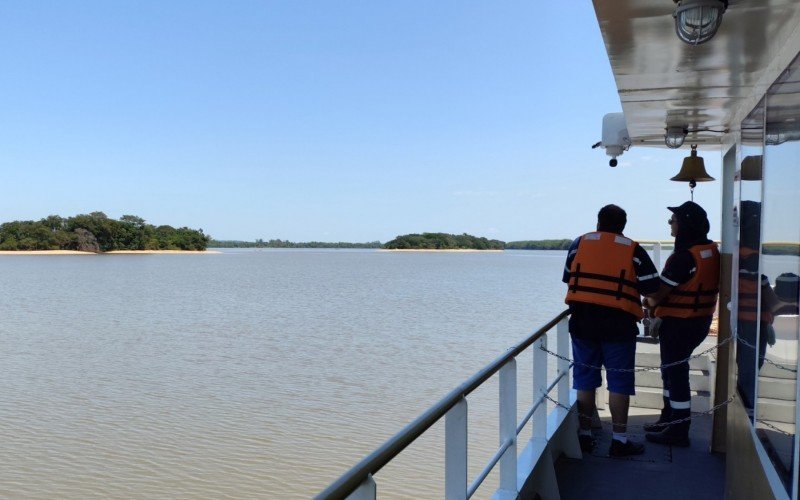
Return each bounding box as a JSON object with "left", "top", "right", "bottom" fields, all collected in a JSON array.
[{"left": 571, "top": 337, "right": 636, "bottom": 395}]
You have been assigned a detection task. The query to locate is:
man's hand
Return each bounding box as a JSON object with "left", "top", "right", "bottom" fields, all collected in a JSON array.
[
  {"left": 647, "top": 317, "right": 662, "bottom": 339},
  {"left": 643, "top": 282, "right": 674, "bottom": 309}
]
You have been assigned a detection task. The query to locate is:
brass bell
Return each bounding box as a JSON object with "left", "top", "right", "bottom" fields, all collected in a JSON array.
[{"left": 671, "top": 144, "right": 715, "bottom": 200}]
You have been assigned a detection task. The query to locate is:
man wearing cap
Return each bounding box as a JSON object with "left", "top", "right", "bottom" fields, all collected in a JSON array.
[
  {"left": 643, "top": 201, "right": 720, "bottom": 447},
  {"left": 563, "top": 204, "right": 660, "bottom": 457},
  {"left": 736, "top": 201, "right": 790, "bottom": 413}
]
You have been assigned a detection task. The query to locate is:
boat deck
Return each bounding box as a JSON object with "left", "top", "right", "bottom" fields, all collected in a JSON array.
[{"left": 554, "top": 406, "right": 725, "bottom": 500}]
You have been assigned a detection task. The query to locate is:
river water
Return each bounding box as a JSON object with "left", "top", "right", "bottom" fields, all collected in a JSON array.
[{"left": 0, "top": 249, "right": 570, "bottom": 498}]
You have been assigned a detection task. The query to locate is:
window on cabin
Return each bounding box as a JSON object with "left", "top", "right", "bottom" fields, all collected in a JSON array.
[{"left": 761, "top": 58, "right": 800, "bottom": 496}]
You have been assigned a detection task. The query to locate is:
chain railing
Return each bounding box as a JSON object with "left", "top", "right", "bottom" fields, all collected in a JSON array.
[
  {"left": 538, "top": 336, "right": 732, "bottom": 373},
  {"left": 756, "top": 418, "right": 796, "bottom": 437},
  {"left": 319, "top": 307, "right": 797, "bottom": 499},
  {"left": 536, "top": 326, "right": 798, "bottom": 438},
  {"left": 539, "top": 330, "right": 797, "bottom": 374},
  {"left": 735, "top": 335, "right": 798, "bottom": 373},
  {"left": 543, "top": 393, "right": 736, "bottom": 430}
]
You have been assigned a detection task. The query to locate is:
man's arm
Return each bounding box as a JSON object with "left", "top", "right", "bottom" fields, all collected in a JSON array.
[
  {"left": 633, "top": 244, "right": 661, "bottom": 299},
  {"left": 644, "top": 283, "right": 673, "bottom": 308},
  {"left": 760, "top": 276, "right": 793, "bottom": 315},
  {"left": 562, "top": 237, "right": 581, "bottom": 284},
  {"left": 643, "top": 250, "right": 693, "bottom": 308}
]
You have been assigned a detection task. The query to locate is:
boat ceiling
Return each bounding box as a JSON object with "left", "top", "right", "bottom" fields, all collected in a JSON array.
[{"left": 592, "top": 0, "right": 800, "bottom": 148}]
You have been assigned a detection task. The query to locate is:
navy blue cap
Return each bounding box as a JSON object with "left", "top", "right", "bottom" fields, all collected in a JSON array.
[{"left": 668, "top": 201, "right": 710, "bottom": 233}]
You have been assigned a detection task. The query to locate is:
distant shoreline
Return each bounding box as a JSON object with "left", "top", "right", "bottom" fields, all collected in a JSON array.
[
  {"left": 0, "top": 250, "right": 222, "bottom": 255},
  {"left": 378, "top": 249, "right": 504, "bottom": 253}
]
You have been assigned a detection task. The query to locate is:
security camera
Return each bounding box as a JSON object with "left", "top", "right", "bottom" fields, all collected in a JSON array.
[{"left": 594, "top": 113, "right": 631, "bottom": 166}]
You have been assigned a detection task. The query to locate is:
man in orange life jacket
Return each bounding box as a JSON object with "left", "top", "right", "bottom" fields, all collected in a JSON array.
[
  {"left": 736, "top": 200, "right": 784, "bottom": 413},
  {"left": 736, "top": 248, "right": 777, "bottom": 413},
  {"left": 564, "top": 204, "right": 660, "bottom": 457},
  {"left": 643, "top": 201, "right": 720, "bottom": 447}
]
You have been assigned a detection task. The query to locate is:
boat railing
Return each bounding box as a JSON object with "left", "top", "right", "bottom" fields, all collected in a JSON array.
[
  {"left": 315, "top": 309, "right": 573, "bottom": 500},
  {"left": 638, "top": 241, "right": 669, "bottom": 271}
]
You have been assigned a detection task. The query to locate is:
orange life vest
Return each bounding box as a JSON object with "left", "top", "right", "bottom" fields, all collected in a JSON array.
[
  {"left": 738, "top": 247, "right": 773, "bottom": 323},
  {"left": 565, "top": 232, "right": 644, "bottom": 319},
  {"left": 655, "top": 243, "right": 720, "bottom": 318}
]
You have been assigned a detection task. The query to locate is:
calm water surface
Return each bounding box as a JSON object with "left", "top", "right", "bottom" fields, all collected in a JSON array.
[{"left": 0, "top": 249, "right": 569, "bottom": 499}]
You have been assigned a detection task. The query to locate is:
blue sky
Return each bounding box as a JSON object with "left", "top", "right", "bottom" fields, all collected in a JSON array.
[{"left": 0, "top": 1, "right": 720, "bottom": 242}]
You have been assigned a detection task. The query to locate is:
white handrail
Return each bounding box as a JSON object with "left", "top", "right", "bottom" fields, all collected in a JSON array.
[{"left": 316, "top": 311, "right": 573, "bottom": 500}]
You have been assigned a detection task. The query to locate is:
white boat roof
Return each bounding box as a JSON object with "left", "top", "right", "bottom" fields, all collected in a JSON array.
[{"left": 593, "top": 0, "right": 800, "bottom": 148}]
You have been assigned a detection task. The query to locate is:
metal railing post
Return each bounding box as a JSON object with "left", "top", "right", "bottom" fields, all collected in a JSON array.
[
  {"left": 654, "top": 242, "right": 662, "bottom": 271},
  {"left": 557, "top": 318, "right": 570, "bottom": 406},
  {"left": 445, "top": 397, "right": 468, "bottom": 500},
  {"left": 792, "top": 324, "right": 800, "bottom": 500},
  {"left": 346, "top": 474, "right": 376, "bottom": 500},
  {"left": 498, "top": 359, "right": 517, "bottom": 497},
  {"left": 533, "top": 335, "right": 548, "bottom": 439},
  {"left": 316, "top": 310, "right": 569, "bottom": 500}
]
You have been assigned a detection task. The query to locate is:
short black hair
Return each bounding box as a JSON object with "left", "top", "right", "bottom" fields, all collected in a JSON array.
[{"left": 597, "top": 204, "right": 627, "bottom": 233}]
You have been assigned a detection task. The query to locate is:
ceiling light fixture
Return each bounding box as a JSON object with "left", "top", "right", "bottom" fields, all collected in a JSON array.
[
  {"left": 673, "top": 0, "right": 728, "bottom": 46},
  {"left": 665, "top": 126, "right": 688, "bottom": 149},
  {"left": 765, "top": 123, "right": 800, "bottom": 146}
]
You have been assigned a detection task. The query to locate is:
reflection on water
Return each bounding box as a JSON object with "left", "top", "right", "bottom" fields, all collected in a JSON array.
[{"left": 0, "top": 249, "right": 568, "bottom": 498}]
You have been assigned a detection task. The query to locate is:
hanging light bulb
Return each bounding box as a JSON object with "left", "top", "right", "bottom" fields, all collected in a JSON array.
[
  {"left": 671, "top": 144, "right": 715, "bottom": 200},
  {"left": 765, "top": 123, "right": 800, "bottom": 146},
  {"left": 673, "top": 0, "right": 727, "bottom": 46},
  {"left": 665, "top": 126, "right": 688, "bottom": 149}
]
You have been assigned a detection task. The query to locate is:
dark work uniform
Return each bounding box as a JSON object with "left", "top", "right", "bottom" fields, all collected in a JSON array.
[
  {"left": 563, "top": 236, "right": 660, "bottom": 394},
  {"left": 736, "top": 249, "right": 771, "bottom": 410},
  {"left": 658, "top": 244, "right": 714, "bottom": 408}
]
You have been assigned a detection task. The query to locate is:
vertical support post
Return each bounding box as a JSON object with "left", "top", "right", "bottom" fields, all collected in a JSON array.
[
  {"left": 712, "top": 144, "right": 737, "bottom": 453},
  {"left": 346, "top": 474, "right": 376, "bottom": 500},
  {"left": 654, "top": 242, "right": 662, "bottom": 271},
  {"left": 557, "top": 318, "right": 570, "bottom": 407},
  {"left": 498, "top": 360, "right": 517, "bottom": 497},
  {"left": 445, "top": 397, "right": 468, "bottom": 500},
  {"left": 793, "top": 316, "right": 800, "bottom": 500},
  {"left": 533, "top": 334, "right": 548, "bottom": 439}
]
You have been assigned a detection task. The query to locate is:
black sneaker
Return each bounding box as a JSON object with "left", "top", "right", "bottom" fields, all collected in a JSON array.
[
  {"left": 608, "top": 439, "right": 645, "bottom": 457},
  {"left": 578, "top": 434, "right": 595, "bottom": 453},
  {"left": 643, "top": 419, "right": 670, "bottom": 433},
  {"left": 645, "top": 428, "right": 690, "bottom": 447}
]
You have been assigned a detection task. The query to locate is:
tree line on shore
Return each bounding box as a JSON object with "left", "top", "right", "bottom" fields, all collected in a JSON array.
[
  {"left": 0, "top": 219, "right": 573, "bottom": 253},
  {"left": 0, "top": 213, "right": 209, "bottom": 252},
  {"left": 503, "top": 239, "right": 572, "bottom": 250},
  {"left": 210, "top": 234, "right": 572, "bottom": 251},
  {"left": 382, "top": 234, "right": 572, "bottom": 250},
  {"left": 210, "top": 239, "right": 382, "bottom": 249}
]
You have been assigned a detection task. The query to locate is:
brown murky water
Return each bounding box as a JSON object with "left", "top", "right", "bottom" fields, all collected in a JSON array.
[{"left": 0, "top": 249, "right": 568, "bottom": 498}]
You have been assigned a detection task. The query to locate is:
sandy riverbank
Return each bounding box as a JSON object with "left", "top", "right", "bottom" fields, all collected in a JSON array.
[
  {"left": 378, "top": 249, "right": 504, "bottom": 253},
  {"left": 0, "top": 250, "right": 222, "bottom": 255}
]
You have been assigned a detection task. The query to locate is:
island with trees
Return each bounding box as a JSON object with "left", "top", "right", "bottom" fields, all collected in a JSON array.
[
  {"left": 0, "top": 216, "right": 579, "bottom": 253},
  {"left": 0, "top": 212, "right": 209, "bottom": 252},
  {"left": 382, "top": 233, "right": 505, "bottom": 250}
]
